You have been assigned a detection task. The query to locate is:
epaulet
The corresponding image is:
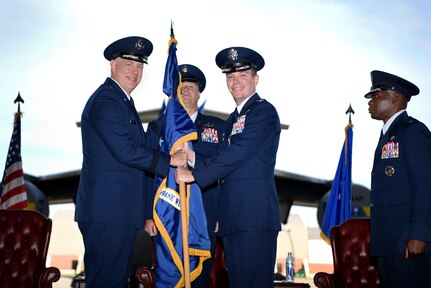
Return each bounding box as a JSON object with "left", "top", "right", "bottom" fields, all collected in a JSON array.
[
  {"left": 404, "top": 116, "right": 418, "bottom": 125},
  {"left": 243, "top": 98, "right": 266, "bottom": 115}
]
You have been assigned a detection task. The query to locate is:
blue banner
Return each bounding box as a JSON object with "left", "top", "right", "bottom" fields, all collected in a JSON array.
[{"left": 320, "top": 124, "right": 353, "bottom": 243}]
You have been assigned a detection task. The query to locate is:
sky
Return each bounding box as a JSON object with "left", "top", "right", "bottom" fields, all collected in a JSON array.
[{"left": 1, "top": 0, "right": 431, "bottom": 193}]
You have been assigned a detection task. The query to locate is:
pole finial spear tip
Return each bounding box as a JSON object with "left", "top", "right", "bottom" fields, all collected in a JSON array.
[
  {"left": 14, "top": 91, "right": 24, "bottom": 104},
  {"left": 345, "top": 103, "right": 354, "bottom": 125},
  {"left": 170, "top": 20, "right": 175, "bottom": 37}
]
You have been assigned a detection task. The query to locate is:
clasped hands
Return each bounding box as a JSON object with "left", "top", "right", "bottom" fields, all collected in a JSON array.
[
  {"left": 170, "top": 142, "right": 195, "bottom": 183},
  {"left": 145, "top": 143, "right": 196, "bottom": 237}
]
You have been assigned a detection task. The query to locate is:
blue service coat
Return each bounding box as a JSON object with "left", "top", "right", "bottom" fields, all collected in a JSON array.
[
  {"left": 75, "top": 77, "right": 171, "bottom": 228},
  {"left": 192, "top": 93, "right": 282, "bottom": 236},
  {"left": 370, "top": 111, "right": 431, "bottom": 256}
]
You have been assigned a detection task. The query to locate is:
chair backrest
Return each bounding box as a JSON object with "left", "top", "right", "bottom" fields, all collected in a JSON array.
[
  {"left": 0, "top": 209, "right": 54, "bottom": 287},
  {"left": 330, "top": 218, "right": 380, "bottom": 287}
]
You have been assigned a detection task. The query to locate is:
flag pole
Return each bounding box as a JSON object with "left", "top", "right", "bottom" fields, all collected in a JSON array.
[
  {"left": 170, "top": 20, "right": 191, "bottom": 288},
  {"left": 179, "top": 180, "right": 191, "bottom": 288},
  {"left": 345, "top": 103, "right": 354, "bottom": 137},
  {"left": 0, "top": 92, "right": 28, "bottom": 210},
  {"left": 320, "top": 104, "right": 354, "bottom": 243}
]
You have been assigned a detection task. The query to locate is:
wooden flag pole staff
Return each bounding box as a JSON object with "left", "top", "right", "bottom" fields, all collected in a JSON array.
[{"left": 179, "top": 180, "right": 191, "bottom": 288}]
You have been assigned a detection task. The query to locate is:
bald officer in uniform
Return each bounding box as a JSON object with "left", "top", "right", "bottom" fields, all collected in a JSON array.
[
  {"left": 365, "top": 70, "right": 431, "bottom": 288},
  {"left": 145, "top": 64, "right": 225, "bottom": 287},
  {"left": 75, "top": 36, "right": 186, "bottom": 288},
  {"left": 176, "top": 47, "right": 281, "bottom": 288}
]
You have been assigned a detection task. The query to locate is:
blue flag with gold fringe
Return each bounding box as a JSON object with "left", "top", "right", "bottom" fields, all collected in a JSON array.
[
  {"left": 320, "top": 123, "right": 353, "bottom": 243},
  {"left": 153, "top": 29, "right": 211, "bottom": 288}
]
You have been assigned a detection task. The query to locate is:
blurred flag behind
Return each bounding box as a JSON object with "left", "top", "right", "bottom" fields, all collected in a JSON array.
[
  {"left": 198, "top": 99, "right": 206, "bottom": 113},
  {"left": 153, "top": 30, "right": 210, "bottom": 288},
  {"left": 320, "top": 123, "right": 353, "bottom": 243}
]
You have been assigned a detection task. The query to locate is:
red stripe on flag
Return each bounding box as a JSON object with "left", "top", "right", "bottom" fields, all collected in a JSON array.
[
  {"left": 3, "top": 168, "right": 24, "bottom": 184},
  {"left": 0, "top": 184, "right": 27, "bottom": 203}
]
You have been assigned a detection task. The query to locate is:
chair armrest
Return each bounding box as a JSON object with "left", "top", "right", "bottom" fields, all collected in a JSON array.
[
  {"left": 313, "top": 272, "right": 335, "bottom": 288},
  {"left": 136, "top": 267, "right": 155, "bottom": 288},
  {"left": 39, "top": 267, "right": 61, "bottom": 288}
]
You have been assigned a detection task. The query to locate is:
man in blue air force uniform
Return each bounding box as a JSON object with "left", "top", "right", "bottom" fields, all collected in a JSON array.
[
  {"left": 75, "top": 36, "right": 186, "bottom": 288},
  {"left": 365, "top": 70, "right": 431, "bottom": 288},
  {"left": 176, "top": 47, "right": 281, "bottom": 288},
  {"left": 145, "top": 64, "right": 225, "bottom": 287}
]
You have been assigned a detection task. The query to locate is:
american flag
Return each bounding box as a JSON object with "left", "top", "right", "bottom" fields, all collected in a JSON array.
[{"left": 0, "top": 108, "right": 28, "bottom": 209}]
